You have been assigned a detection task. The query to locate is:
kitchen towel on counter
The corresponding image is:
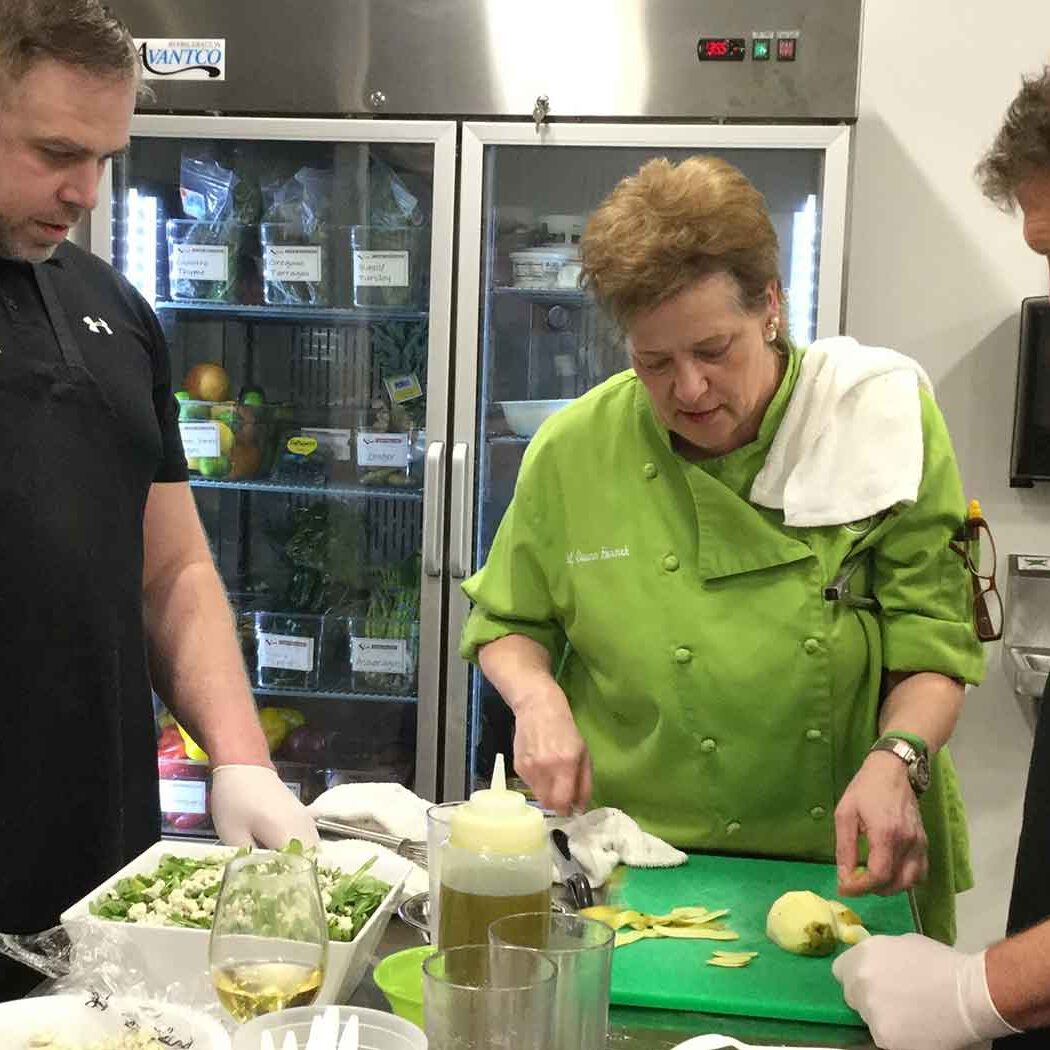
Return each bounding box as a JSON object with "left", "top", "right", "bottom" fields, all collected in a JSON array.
[
  {"left": 309, "top": 782, "right": 430, "bottom": 841},
  {"left": 561, "top": 807, "right": 687, "bottom": 888},
  {"left": 750, "top": 336, "right": 933, "bottom": 528}
]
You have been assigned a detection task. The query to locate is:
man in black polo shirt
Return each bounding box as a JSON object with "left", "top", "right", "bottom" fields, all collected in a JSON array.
[
  {"left": 833, "top": 67, "right": 1050, "bottom": 1049},
  {"left": 0, "top": 0, "right": 317, "bottom": 999}
]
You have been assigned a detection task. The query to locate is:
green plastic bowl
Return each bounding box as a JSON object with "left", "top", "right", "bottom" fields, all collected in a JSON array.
[{"left": 373, "top": 945, "right": 435, "bottom": 1028}]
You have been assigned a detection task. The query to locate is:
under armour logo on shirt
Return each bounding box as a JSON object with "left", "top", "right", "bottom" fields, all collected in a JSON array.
[{"left": 83, "top": 316, "right": 112, "bottom": 335}]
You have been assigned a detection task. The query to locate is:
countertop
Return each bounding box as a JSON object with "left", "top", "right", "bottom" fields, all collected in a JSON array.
[{"left": 354, "top": 918, "right": 878, "bottom": 1050}]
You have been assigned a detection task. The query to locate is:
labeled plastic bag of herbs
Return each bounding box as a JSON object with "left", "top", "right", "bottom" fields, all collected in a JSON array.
[{"left": 355, "top": 556, "right": 421, "bottom": 694}]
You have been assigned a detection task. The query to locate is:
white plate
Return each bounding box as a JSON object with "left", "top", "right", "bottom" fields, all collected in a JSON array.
[
  {"left": 61, "top": 840, "right": 411, "bottom": 1008},
  {"left": 0, "top": 993, "right": 230, "bottom": 1048}
]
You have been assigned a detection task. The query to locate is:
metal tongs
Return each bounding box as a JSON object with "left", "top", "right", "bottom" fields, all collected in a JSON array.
[{"left": 550, "top": 829, "right": 594, "bottom": 910}]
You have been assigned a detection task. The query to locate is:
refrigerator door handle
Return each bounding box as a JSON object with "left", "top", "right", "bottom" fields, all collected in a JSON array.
[
  {"left": 450, "top": 442, "right": 471, "bottom": 579},
  {"left": 423, "top": 441, "right": 446, "bottom": 578}
]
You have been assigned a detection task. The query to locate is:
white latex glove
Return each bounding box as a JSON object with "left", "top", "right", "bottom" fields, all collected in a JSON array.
[
  {"left": 832, "top": 933, "right": 1019, "bottom": 1050},
  {"left": 211, "top": 765, "right": 320, "bottom": 848}
]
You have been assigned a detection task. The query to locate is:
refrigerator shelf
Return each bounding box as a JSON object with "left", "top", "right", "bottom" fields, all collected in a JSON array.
[
  {"left": 487, "top": 435, "right": 530, "bottom": 446},
  {"left": 155, "top": 300, "right": 429, "bottom": 326},
  {"left": 490, "top": 287, "right": 589, "bottom": 306},
  {"left": 253, "top": 684, "right": 418, "bottom": 704},
  {"left": 189, "top": 477, "right": 424, "bottom": 502}
]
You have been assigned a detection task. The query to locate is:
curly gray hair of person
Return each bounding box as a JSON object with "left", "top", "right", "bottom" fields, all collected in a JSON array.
[{"left": 976, "top": 65, "right": 1050, "bottom": 211}]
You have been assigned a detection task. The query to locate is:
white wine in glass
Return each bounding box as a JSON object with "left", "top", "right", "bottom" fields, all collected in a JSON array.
[{"left": 209, "top": 851, "right": 328, "bottom": 1023}]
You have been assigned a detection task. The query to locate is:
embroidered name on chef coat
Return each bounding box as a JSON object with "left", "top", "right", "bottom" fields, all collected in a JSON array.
[{"left": 566, "top": 546, "right": 630, "bottom": 566}]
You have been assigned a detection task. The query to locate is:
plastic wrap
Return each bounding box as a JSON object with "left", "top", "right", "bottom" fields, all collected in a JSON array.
[{"left": 260, "top": 168, "right": 334, "bottom": 305}]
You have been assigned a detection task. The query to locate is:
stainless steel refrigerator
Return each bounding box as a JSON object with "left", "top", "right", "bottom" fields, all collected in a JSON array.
[{"left": 94, "top": 0, "right": 863, "bottom": 819}]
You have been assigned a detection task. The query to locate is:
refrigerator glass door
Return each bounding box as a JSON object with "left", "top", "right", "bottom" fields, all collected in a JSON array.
[
  {"left": 446, "top": 123, "right": 851, "bottom": 798},
  {"left": 95, "top": 116, "right": 455, "bottom": 829}
]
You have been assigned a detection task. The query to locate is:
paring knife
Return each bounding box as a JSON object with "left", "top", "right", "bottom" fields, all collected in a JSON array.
[{"left": 550, "top": 829, "right": 594, "bottom": 910}]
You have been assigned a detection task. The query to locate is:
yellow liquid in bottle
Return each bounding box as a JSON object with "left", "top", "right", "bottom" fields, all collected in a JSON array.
[
  {"left": 212, "top": 960, "right": 323, "bottom": 1022},
  {"left": 438, "top": 884, "right": 551, "bottom": 981}
]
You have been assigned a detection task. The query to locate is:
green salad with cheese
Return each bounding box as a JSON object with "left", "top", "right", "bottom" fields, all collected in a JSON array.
[{"left": 89, "top": 844, "right": 390, "bottom": 943}]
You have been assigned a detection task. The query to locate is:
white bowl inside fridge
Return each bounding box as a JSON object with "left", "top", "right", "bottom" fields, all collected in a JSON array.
[
  {"left": 0, "top": 993, "right": 231, "bottom": 1049},
  {"left": 498, "top": 399, "right": 574, "bottom": 437},
  {"left": 61, "top": 839, "right": 411, "bottom": 1008}
]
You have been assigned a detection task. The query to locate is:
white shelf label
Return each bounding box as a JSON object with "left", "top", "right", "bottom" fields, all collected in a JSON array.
[
  {"left": 179, "top": 420, "right": 220, "bottom": 458},
  {"left": 171, "top": 243, "right": 229, "bottom": 282},
  {"left": 353, "top": 250, "right": 409, "bottom": 288},
  {"left": 351, "top": 637, "right": 409, "bottom": 674},
  {"left": 258, "top": 632, "right": 315, "bottom": 672},
  {"left": 357, "top": 431, "right": 410, "bottom": 468},
  {"left": 264, "top": 245, "right": 323, "bottom": 283},
  {"left": 159, "top": 779, "right": 207, "bottom": 814},
  {"left": 283, "top": 781, "right": 303, "bottom": 800},
  {"left": 302, "top": 427, "right": 354, "bottom": 462}
]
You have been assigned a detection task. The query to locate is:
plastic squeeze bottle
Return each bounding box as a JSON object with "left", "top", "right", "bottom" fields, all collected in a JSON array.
[{"left": 437, "top": 754, "right": 551, "bottom": 950}]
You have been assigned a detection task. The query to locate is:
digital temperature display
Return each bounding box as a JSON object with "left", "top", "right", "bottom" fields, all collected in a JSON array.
[{"left": 697, "top": 37, "right": 746, "bottom": 62}]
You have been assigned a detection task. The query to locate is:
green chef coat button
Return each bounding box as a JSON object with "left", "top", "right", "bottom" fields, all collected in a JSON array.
[
  {"left": 803, "top": 637, "right": 821, "bottom": 655},
  {"left": 674, "top": 647, "right": 692, "bottom": 664},
  {"left": 700, "top": 737, "right": 717, "bottom": 753},
  {"left": 726, "top": 821, "right": 741, "bottom": 834},
  {"left": 643, "top": 462, "right": 659, "bottom": 479},
  {"left": 810, "top": 805, "right": 827, "bottom": 820},
  {"left": 805, "top": 728, "right": 823, "bottom": 741},
  {"left": 663, "top": 554, "right": 680, "bottom": 572}
]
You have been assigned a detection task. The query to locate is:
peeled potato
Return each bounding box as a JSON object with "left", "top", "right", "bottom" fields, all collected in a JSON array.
[{"left": 766, "top": 891, "right": 837, "bottom": 956}]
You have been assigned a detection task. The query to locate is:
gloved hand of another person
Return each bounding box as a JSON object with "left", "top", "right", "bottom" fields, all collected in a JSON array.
[
  {"left": 211, "top": 764, "right": 320, "bottom": 848},
  {"left": 832, "top": 933, "right": 1019, "bottom": 1050}
]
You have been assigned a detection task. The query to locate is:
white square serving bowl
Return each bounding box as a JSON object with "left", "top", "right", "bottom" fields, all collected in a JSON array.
[{"left": 61, "top": 839, "right": 411, "bottom": 1007}]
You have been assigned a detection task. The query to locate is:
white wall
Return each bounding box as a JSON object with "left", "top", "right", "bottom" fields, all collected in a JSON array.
[{"left": 849, "top": 2, "right": 1050, "bottom": 949}]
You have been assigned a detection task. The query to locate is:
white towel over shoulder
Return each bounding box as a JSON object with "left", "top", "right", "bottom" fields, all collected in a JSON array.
[{"left": 750, "top": 336, "right": 933, "bottom": 527}]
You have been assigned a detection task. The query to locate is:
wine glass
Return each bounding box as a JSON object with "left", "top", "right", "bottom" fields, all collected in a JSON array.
[{"left": 209, "top": 851, "right": 328, "bottom": 1022}]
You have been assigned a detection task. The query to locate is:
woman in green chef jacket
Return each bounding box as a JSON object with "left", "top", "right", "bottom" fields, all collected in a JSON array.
[{"left": 460, "top": 156, "right": 984, "bottom": 944}]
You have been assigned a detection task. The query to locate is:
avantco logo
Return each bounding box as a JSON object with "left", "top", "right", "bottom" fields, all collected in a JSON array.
[{"left": 135, "top": 38, "right": 226, "bottom": 81}]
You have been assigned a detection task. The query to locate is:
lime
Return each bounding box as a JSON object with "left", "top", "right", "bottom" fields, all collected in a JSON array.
[
  {"left": 198, "top": 455, "right": 231, "bottom": 478},
  {"left": 174, "top": 389, "right": 191, "bottom": 402}
]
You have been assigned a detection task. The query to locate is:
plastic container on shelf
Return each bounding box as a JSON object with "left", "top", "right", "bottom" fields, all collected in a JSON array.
[
  {"left": 349, "top": 225, "right": 430, "bottom": 309},
  {"left": 270, "top": 429, "right": 336, "bottom": 486},
  {"left": 254, "top": 612, "right": 324, "bottom": 690},
  {"left": 354, "top": 426, "right": 424, "bottom": 489},
  {"left": 509, "top": 244, "right": 579, "bottom": 290},
  {"left": 156, "top": 755, "right": 211, "bottom": 834},
  {"left": 178, "top": 399, "right": 285, "bottom": 480},
  {"left": 166, "top": 218, "right": 246, "bottom": 303},
  {"left": 349, "top": 617, "right": 419, "bottom": 697},
  {"left": 319, "top": 612, "right": 354, "bottom": 691},
  {"left": 260, "top": 221, "right": 329, "bottom": 306}
]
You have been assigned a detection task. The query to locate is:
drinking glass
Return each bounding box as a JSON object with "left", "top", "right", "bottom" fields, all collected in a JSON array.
[
  {"left": 423, "top": 943, "right": 555, "bottom": 1050},
  {"left": 209, "top": 851, "right": 328, "bottom": 1022},
  {"left": 489, "top": 912, "right": 614, "bottom": 1050},
  {"left": 425, "top": 801, "right": 462, "bottom": 944}
]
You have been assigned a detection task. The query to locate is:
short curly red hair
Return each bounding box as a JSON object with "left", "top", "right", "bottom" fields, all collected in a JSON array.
[{"left": 580, "top": 155, "right": 785, "bottom": 346}]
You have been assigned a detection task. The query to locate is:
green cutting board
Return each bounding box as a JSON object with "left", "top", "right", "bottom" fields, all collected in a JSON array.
[{"left": 606, "top": 854, "right": 916, "bottom": 1026}]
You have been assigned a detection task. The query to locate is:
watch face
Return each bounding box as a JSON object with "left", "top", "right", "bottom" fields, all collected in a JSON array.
[{"left": 913, "top": 752, "right": 932, "bottom": 793}]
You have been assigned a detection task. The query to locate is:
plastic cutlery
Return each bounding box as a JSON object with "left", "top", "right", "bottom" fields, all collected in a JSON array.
[
  {"left": 279, "top": 1033, "right": 299, "bottom": 1050},
  {"left": 260, "top": 1034, "right": 276, "bottom": 1050},
  {"left": 336, "top": 1014, "right": 360, "bottom": 1050}
]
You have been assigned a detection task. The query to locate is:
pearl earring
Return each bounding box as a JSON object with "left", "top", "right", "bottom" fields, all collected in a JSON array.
[{"left": 765, "top": 321, "right": 778, "bottom": 343}]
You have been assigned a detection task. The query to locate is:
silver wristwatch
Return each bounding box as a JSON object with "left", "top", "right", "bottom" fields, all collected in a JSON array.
[{"left": 870, "top": 735, "right": 931, "bottom": 795}]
